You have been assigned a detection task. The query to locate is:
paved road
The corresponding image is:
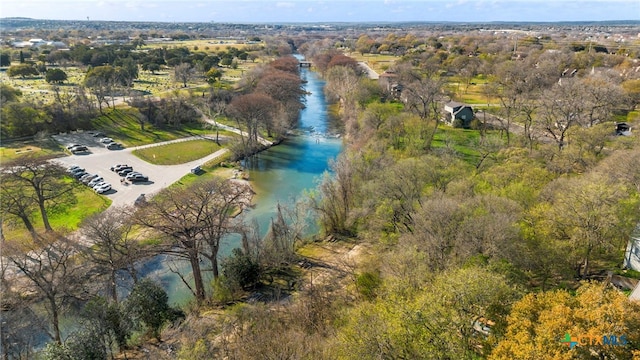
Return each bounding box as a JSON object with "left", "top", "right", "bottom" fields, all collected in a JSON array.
[
  {"left": 52, "top": 131, "right": 229, "bottom": 208},
  {"left": 358, "top": 61, "right": 379, "bottom": 80}
]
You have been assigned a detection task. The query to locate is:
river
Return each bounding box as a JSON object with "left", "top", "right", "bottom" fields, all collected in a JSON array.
[
  {"left": 13, "top": 62, "right": 342, "bottom": 353},
  {"left": 138, "top": 63, "right": 343, "bottom": 305}
]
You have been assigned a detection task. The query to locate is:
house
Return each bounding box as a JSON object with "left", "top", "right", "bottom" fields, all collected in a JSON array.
[
  {"left": 444, "top": 101, "right": 474, "bottom": 128},
  {"left": 623, "top": 224, "right": 640, "bottom": 272}
]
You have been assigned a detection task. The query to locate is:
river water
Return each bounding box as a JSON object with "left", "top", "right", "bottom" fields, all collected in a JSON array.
[
  {"left": 11, "top": 62, "right": 342, "bottom": 354},
  {"left": 139, "top": 64, "right": 343, "bottom": 305}
]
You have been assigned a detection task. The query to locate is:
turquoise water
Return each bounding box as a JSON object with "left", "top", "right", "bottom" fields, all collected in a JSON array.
[{"left": 142, "top": 66, "right": 343, "bottom": 305}]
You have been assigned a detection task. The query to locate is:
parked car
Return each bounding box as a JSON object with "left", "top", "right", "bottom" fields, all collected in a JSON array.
[
  {"left": 79, "top": 173, "right": 94, "bottom": 182},
  {"left": 67, "top": 165, "right": 81, "bottom": 172},
  {"left": 81, "top": 174, "right": 100, "bottom": 184},
  {"left": 125, "top": 172, "right": 143, "bottom": 180},
  {"left": 127, "top": 174, "right": 149, "bottom": 182},
  {"left": 73, "top": 170, "right": 88, "bottom": 179},
  {"left": 66, "top": 144, "right": 83, "bottom": 150},
  {"left": 110, "top": 164, "right": 129, "bottom": 172},
  {"left": 134, "top": 194, "right": 146, "bottom": 206},
  {"left": 70, "top": 146, "right": 89, "bottom": 153},
  {"left": 100, "top": 137, "right": 114, "bottom": 144},
  {"left": 92, "top": 132, "right": 106, "bottom": 137},
  {"left": 94, "top": 183, "right": 112, "bottom": 194},
  {"left": 68, "top": 167, "right": 85, "bottom": 175},
  {"left": 106, "top": 142, "right": 122, "bottom": 150},
  {"left": 88, "top": 177, "right": 105, "bottom": 187},
  {"left": 117, "top": 168, "right": 134, "bottom": 176}
]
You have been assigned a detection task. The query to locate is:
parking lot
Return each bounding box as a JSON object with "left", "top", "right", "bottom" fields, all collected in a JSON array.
[{"left": 52, "top": 131, "right": 228, "bottom": 208}]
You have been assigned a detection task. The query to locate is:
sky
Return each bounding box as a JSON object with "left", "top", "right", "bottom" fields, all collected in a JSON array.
[{"left": 0, "top": 0, "right": 638, "bottom": 23}]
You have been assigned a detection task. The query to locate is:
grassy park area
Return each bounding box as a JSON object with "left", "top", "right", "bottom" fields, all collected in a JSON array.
[{"left": 133, "top": 139, "right": 223, "bottom": 165}]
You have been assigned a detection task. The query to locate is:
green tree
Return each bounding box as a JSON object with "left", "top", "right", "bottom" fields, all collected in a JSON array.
[
  {"left": 7, "top": 63, "right": 38, "bottom": 78},
  {"left": 0, "top": 52, "right": 11, "bottom": 66},
  {"left": 335, "top": 267, "right": 519, "bottom": 359},
  {"left": 45, "top": 68, "right": 68, "bottom": 84},
  {"left": 3, "top": 155, "right": 72, "bottom": 231},
  {"left": 124, "top": 279, "right": 176, "bottom": 341},
  {"left": 205, "top": 67, "right": 222, "bottom": 83}
]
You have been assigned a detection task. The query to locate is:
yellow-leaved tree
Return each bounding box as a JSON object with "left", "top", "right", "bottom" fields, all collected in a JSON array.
[{"left": 490, "top": 282, "right": 640, "bottom": 360}]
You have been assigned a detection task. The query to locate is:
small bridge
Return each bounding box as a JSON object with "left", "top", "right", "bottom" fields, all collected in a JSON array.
[{"left": 299, "top": 61, "right": 312, "bottom": 68}]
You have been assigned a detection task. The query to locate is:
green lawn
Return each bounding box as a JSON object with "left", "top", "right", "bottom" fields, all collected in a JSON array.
[{"left": 133, "top": 138, "right": 222, "bottom": 165}]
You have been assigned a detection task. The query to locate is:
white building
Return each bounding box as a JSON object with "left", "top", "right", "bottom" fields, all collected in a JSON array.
[{"left": 623, "top": 223, "right": 640, "bottom": 272}]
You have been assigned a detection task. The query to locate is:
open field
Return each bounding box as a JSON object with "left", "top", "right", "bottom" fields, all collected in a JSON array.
[{"left": 133, "top": 138, "right": 222, "bottom": 165}]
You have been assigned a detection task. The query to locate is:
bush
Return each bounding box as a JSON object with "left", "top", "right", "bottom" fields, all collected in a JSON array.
[
  {"left": 221, "top": 248, "right": 262, "bottom": 291},
  {"left": 355, "top": 271, "right": 382, "bottom": 300}
]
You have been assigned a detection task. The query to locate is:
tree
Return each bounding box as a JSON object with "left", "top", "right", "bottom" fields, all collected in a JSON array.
[
  {"left": 4, "top": 232, "right": 87, "bottom": 344},
  {"left": 1, "top": 101, "right": 51, "bottom": 138},
  {"left": 227, "top": 92, "right": 277, "bottom": 153},
  {"left": 254, "top": 68, "right": 305, "bottom": 130},
  {"left": 309, "top": 154, "right": 356, "bottom": 237},
  {"left": 532, "top": 173, "right": 636, "bottom": 278},
  {"left": 490, "top": 282, "right": 640, "bottom": 360},
  {"left": 80, "top": 207, "right": 144, "bottom": 302},
  {"left": 3, "top": 155, "right": 73, "bottom": 231},
  {"left": 79, "top": 296, "right": 133, "bottom": 355},
  {"left": 0, "top": 173, "right": 38, "bottom": 238},
  {"left": 336, "top": 267, "right": 519, "bottom": 359},
  {"left": 85, "top": 65, "right": 116, "bottom": 113},
  {"left": 536, "top": 78, "right": 584, "bottom": 150},
  {"left": 174, "top": 62, "right": 195, "bottom": 87},
  {"left": 133, "top": 178, "right": 251, "bottom": 303},
  {"left": 0, "top": 83, "right": 22, "bottom": 103},
  {"left": 205, "top": 67, "right": 222, "bottom": 84},
  {"left": 0, "top": 52, "right": 10, "bottom": 66},
  {"left": 7, "top": 63, "right": 38, "bottom": 78},
  {"left": 45, "top": 68, "right": 68, "bottom": 84},
  {"left": 325, "top": 65, "right": 360, "bottom": 124},
  {"left": 396, "top": 66, "right": 447, "bottom": 150},
  {"left": 124, "top": 279, "right": 177, "bottom": 341}
]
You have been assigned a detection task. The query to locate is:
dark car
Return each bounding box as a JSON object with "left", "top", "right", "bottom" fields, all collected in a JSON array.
[
  {"left": 127, "top": 174, "right": 149, "bottom": 182},
  {"left": 92, "top": 132, "right": 106, "bottom": 137},
  {"left": 117, "top": 167, "right": 134, "bottom": 176},
  {"left": 111, "top": 164, "right": 129, "bottom": 172},
  {"left": 106, "top": 142, "right": 122, "bottom": 150}
]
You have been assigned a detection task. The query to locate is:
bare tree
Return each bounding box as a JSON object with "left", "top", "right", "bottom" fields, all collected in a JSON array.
[
  {"left": 227, "top": 92, "right": 277, "bottom": 153},
  {"left": 537, "top": 78, "right": 584, "bottom": 150},
  {"left": 195, "top": 178, "right": 253, "bottom": 280},
  {"left": 3, "top": 155, "right": 74, "bottom": 232},
  {"left": 174, "top": 62, "right": 195, "bottom": 88},
  {"left": 397, "top": 66, "right": 447, "bottom": 150},
  {"left": 4, "top": 232, "right": 88, "bottom": 343},
  {"left": 309, "top": 154, "right": 356, "bottom": 237},
  {"left": 133, "top": 178, "right": 252, "bottom": 303},
  {"left": 80, "top": 206, "right": 144, "bottom": 303}
]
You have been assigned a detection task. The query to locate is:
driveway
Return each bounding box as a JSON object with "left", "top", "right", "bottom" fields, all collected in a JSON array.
[{"left": 52, "top": 131, "right": 229, "bottom": 208}]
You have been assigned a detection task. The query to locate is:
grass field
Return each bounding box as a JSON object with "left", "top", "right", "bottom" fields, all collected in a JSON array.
[{"left": 133, "top": 138, "right": 222, "bottom": 165}]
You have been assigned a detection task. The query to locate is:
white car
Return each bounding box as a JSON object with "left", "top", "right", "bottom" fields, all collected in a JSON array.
[
  {"left": 100, "top": 137, "right": 114, "bottom": 144},
  {"left": 88, "top": 177, "right": 104, "bottom": 187},
  {"left": 94, "top": 183, "right": 112, "bottom": 194}
]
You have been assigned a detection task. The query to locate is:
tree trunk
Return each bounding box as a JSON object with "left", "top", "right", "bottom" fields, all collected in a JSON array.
[
  {"left": 110, "top": 269, "right": 118, "bottom": 303},
  {"left": 210, "top": 253, "right": 219, "bottom": 280},
  {"left": 37, "top": 199, "right": 52, "bottom": 231},
  {"left": 50, "top": 297, "right": 61, "bottom": 344},
  {"left": 189, "top": 254, "right": 206, "bottom": 302}
]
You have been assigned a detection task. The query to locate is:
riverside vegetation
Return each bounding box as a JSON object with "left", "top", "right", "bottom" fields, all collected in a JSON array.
[{"left": 1, "top": 19, "right": 640, "bottom": 359}]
